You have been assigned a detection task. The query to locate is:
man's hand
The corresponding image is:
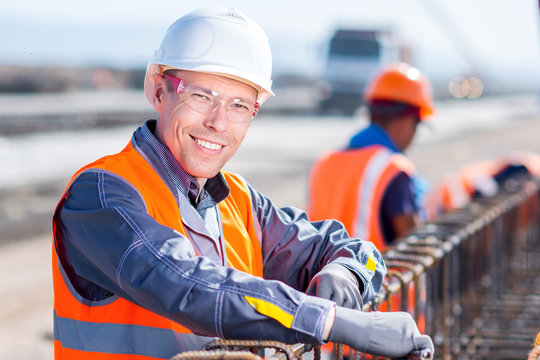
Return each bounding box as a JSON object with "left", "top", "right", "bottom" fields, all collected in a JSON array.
[
  {"left": 328, "top": 307, "right": 434, "bottom": 358},
  {"left": 307, "top": 263, "right": 363, "bottom": 310}
]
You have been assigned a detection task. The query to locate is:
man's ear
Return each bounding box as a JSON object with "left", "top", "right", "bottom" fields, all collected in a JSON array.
[{"left": 151, "top": 74, "right": 166, "bottom": 111}]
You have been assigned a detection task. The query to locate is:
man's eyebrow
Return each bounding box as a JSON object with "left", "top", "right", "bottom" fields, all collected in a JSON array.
[
  {"left": 186, "top": 81, "right": 256, "bottom": 103},
  {"left": 232, "top": 95, "right": 257, "bottom": 103},
  {"left": 186, "top": 83, "right": 214, "bottom": 94}
]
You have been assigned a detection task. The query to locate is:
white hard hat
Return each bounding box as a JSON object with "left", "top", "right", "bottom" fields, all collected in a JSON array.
[{"left": 144, "top": 7, "right": 274, "bottom": 105}]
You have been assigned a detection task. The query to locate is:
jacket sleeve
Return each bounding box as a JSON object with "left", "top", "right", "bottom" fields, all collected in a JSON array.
[
  {"left": 54, "top": 169, "right": 335, "bottom": 344},
  {"left": 246, "top": 182, "right": 386, "bottom": 304}
]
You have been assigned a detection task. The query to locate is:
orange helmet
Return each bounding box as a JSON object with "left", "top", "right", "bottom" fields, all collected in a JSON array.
[{"left": 364, "top": 62, "right": 435, "bottom": 120}]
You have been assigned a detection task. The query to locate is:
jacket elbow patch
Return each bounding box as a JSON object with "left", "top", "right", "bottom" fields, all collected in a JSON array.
[
  {"left": 365, "top": 252, "right": 378, "bottom": 272},
  {"left": 244, "top": 296, "right": 294, "bottom": 328}
]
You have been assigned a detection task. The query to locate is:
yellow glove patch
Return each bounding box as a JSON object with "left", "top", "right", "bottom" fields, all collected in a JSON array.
[
  {"left": 244, "top": 296, "right": 294, "bottom": 328},
  {"left": 365, "top": 252, "right": 378, "bottom": 271}
]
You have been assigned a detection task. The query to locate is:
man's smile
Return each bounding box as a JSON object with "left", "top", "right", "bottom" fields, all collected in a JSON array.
[{"left": 193, "top": 136, "right": 224, "bottom": 151}]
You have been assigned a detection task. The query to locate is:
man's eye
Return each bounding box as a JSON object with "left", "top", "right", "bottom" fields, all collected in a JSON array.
[
  {"left": 230, "top": 103, "right": 250, "bottom": 113},
  {"left": 190, "top": 92, "right": 212, "bottom": 103}
]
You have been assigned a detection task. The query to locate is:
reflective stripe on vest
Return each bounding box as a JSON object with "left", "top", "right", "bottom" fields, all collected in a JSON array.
[
  {"left": 354, "top": 148, "right": 395, "bottom": 241},
  {"left": 53, "top": 310, "right": 210, "bottom": 359},
  {"left": 308, "top": 145, "right": 414, "bottom": 250},
  {"left": 52, "top": 141, "right": 262, "bottom": 359}
]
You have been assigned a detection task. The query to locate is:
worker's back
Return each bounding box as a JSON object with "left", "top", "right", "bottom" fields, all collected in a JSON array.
[{"left": 308, "top": 144, "right": 414, "bottom": 250}]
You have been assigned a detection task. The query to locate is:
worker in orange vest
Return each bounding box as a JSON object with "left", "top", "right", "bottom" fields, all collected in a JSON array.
[
  {"left": 309, "top": 62, "right": 435, "bottom": 250},
  {"left": 426, "top": 151, "right": 539, "bottom": 218},
  {"left": 51, "top": 8, "right": 433, "bottom": 360}
]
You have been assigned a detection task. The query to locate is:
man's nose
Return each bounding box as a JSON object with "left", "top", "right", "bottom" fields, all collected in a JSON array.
[{"left": 205, "top": 102, "right": 229, "bottom": 131}]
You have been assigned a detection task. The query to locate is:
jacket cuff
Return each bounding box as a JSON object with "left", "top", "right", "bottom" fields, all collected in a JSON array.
[
  {"left": 291, "top": 295, "right": 335, "bottom": 344},
  {"left": 331, "top": 256, "right": 385, "bottom": 304}
]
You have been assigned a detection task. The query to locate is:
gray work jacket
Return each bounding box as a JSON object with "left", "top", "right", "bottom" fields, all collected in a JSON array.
[{"left": 53, "top": 120, "right": 386, "bottom": 357}]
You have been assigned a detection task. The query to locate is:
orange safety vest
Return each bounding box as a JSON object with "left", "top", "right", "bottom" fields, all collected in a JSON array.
[
  {"left": 427, "top": 152, "right": 540, "bottom": 219},
  {"left": 52, "top": 141, "right": 263, "bottom": 359},
  {"left": 426, "top": 159, "right": 500, "bottom": 218},
  {"left": 308, "top": 145, "right": 415, "bottom": 250}
]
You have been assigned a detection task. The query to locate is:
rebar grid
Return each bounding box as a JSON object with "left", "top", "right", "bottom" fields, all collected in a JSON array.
[{"left": 169, "top": 177, "right": 540, "bottom": 360}]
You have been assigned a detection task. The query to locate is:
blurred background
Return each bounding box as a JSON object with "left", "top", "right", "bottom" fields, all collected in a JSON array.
[
  {"left": 0, "top": 0, "right": 539, "bottom": 178},
  {"left": 1, "top": 1, "right": 540, "bottom": 359},
  {"left": 2, "top": 0, "right": 540, "bottom": 99}
]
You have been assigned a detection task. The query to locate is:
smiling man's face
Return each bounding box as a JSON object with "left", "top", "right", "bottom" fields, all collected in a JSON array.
[{"left": 152, "top": 70, "right": 258, "bottom": 186}]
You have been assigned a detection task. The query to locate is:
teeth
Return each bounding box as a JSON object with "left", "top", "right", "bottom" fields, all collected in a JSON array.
[{"left": 196, "top": 138, "right": 223, "bottom": 150}]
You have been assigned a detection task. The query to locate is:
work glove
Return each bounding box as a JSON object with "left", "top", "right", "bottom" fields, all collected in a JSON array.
[
  {"left": 328, "top": 306, "right": 434, "bottom": 358},
  {"left": 306, "top": 263, "right": 363, "bottom": 310}
]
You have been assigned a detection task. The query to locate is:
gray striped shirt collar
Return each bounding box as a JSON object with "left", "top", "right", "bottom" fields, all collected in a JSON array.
[{"left": 137, "top": 120, "right": 229, "bottom": 210}]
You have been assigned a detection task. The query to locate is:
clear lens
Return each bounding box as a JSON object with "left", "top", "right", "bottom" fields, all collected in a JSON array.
[{"left": 163, "top": 73, "right": 256, "bottom": 123}]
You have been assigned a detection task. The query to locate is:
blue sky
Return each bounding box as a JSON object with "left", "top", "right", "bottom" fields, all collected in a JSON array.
[{"left": 2, "top": 0, "right": 540, "bottom": 91}]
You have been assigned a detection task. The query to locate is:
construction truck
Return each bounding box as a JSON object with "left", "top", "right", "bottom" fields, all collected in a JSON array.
[{"left": 315, "top": 28, "right": 407, "bottom": 116}]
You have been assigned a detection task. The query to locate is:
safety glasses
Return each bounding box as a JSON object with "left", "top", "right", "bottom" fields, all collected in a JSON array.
[{"left": 162, "top": 73, "right": 260, "bottom": 123}]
